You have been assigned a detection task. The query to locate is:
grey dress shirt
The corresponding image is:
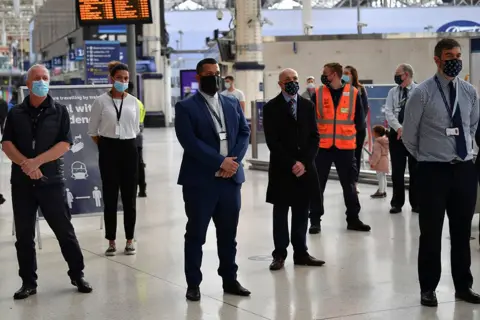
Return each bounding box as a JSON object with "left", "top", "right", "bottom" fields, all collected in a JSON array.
[
  {"left": 402, "top": 72, "right": 479, "bottom": 162},
  {"left": 384, "top": 81, "right": 418, "bottom": 131}
]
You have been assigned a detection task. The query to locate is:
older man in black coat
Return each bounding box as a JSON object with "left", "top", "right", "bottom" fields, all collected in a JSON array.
[{"left": 263, "top": 68, "right": 326, "bottom": 271}]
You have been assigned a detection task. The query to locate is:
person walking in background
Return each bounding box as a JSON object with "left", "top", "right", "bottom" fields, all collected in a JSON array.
[
  {"left": 403, "top": 38, "right": 480, "bottom": 307},
  {"left": 300, "top": 76, "right": 316, "bottom": 100},
  {"left": 0, "top": 95, "right": 8, "bottom": 134},
  {"left": 183, "top": 87, "right": 193, "bottom": 99},
  {"left": 221, "top": 76, "right": 246, "bottom": 113},
  {"left": 175, "top": 58, "right": 251, "bottom": 302},
  {"left": 88, "top": 61, "right": 140, "bottom": 256},
  {"left": 384, "top": 63, "right": 419, "bottom": 214},
  {"left": 8, "top": 91, "right": 18, "bottom": 111},
  {"left": 128, "top": 81, "right": 147, "bottom": 197},
  {"left": 369, "top": 125, "right": 389, "bottom": 199},
  {"left": 342, "top": 66, "right": 369, "bottom": 193},
  {"left": 263, "top": 68, "right": 325, "bottom": 271}
]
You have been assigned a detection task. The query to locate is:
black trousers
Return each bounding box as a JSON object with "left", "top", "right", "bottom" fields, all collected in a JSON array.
[
  {"left": 12, "top": 184, "right": 85, "bottom": 286},
  {"left": 388, "top": 129, "right": 418, "bottom": 209},
  {"left": 183, "top": 179, "right": 241, "bottom": 287},
  {"left": 98, "top": 137, "right": 138, "bottom": 241},
  {"left": 310, "top": 148, "right": 361, "bottom": 225},
  {"left": 354, "top": 129, "right": 367, "bottom": 182},
  {"left": 272, "top": 203, "right": 309, "bottom": 259},
  {"left": 137, "top": 146, "right": 146, "bottom": 191},
  {"left": 418, "top": 161, "right": 477, "bottom": 292}
]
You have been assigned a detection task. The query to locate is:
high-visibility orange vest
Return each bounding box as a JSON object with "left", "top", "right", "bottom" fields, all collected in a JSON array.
[{"left": 315, "top": 83, "right": 357, "bottom": 150}]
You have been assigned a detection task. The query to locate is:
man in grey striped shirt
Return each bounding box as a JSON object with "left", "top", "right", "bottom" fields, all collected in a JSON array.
[{"left": 403, "top": 38, "right": 480, "bottom": 307}]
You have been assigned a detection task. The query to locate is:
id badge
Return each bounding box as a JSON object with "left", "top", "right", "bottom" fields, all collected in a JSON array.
[
  {"left": 219, "top": 132, "right": 227, "bottom": 140},
  {"left": 446, "top": 128, "right": 459, "bottom": 136},
  {"left": 340, "top": 108, "right": 349, "bottom": 114},
  {"left": 115, "top": 124, "right": 120, "bottom": 136}
]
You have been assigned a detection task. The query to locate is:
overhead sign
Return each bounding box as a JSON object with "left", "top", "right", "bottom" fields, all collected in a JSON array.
[
  {"left": 52, "top": 56, "right": 63, "bottom": 67},
  {"left": 44, "top": 60, "right": 52, "bottom": 69},
  {"left": 437, "top": 20, "right": 480, "bottom": 33},
  {"left": 85, "top": 40, "right": 120, "bottom": 85},
  {"left": 76, "top": 0, "right": 153, "bottom": 26},
  {"left": 20, "top": 85, "right": 122, "bottom": 216}
]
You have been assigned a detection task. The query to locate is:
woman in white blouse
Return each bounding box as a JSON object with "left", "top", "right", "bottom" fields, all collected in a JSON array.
[{"left": 88, "top": 61, "right": 140, "bottom": 256}]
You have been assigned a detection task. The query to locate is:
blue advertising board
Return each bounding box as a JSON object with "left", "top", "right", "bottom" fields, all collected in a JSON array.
[
  {"left": 85, "top": 40, "right": 120, "bottom": 85},
  {"left": 437, "top": 20, "right": 480, "bottom": 33},
  {"left": 21, "top": 85, "right": 122, "bottom": 216},
  {"left": 180, "top": 69, "right": 198, "bottom": 98},
  {"left": 364, "top": 85, "right": 395, "bottom": 128}
]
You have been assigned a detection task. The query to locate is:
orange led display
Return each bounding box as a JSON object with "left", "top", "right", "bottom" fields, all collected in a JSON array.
[{"left": 77, "top": 0, "right": 153, "bottom": 26}]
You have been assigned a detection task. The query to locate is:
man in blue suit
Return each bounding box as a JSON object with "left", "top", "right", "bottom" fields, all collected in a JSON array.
[{"left": 175, "top": 58, "right": 251, "bottom": 302}]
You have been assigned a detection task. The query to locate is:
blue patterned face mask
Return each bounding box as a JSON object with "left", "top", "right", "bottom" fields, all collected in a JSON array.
[
  {"left": 442, "top": 59, "right": 462, "bottom": 77},
  {"left": 32, "top": 80, "right": 49, "bottom": 97}
]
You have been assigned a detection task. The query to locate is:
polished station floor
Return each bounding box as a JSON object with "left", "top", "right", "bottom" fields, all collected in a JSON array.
[{"left": 1, "top": 129, "right": 480, "bottom": 320}]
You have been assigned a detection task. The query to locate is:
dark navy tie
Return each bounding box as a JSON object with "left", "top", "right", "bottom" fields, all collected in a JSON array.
[
  {"left": 397, "top": 87, "right": 408, "bottom": 125},
  {"left": 449, "top": 81, "right": 468, "bottom": 160},
  {"left": 289, "top": 99, "right": 296, "bottom": 120}
]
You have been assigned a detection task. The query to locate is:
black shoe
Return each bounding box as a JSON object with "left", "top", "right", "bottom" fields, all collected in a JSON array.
[
  {"left": 309, "top": 224, "right": 321, "bottom": 234},
  {"left": 390, "top": 207, "right": 402, "bottom": 214},
  {"left": 71, "top": 278, "right": 93, "bottom": 293},
  {"left": 455, "top": 289, "right": 480, "bottom": 304},
  {"left": 347, "top": 219, "right": 371, "bottom": 232},
  {"left": 223, "top": 280, "right": 251, "bottom": 296},
  {"left": 294, "top": 254, "right": 325, "bottom": 267},
  {"left": 412, "top": 207, "right": 420, "bottom": 213},
  {"left": 420, "top": 291, "right": 438, "bottom": 307},
  {"left": 186, "top": 287, "right": 201, "bottom": 301},
  {"left": 269, "top": 257, "right": 285, "bottom": 271},
  {"left": 371, "top": 192, "right": 387, "bottom": 199},
  {"left": 13, "top": 285, "right": 37, "bottom": 300},
  {"left": 0, "top": 194, "right": 6, "bottom": 205}
]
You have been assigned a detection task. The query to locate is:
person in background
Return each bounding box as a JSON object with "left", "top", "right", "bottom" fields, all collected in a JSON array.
[
  {"left": 369, "top": 125, "right": 389, "bottom": 199},
  {"left": 221, "top": 76, "right": 246, "bottom": 113},
  {"left": 8, "top": 91, "right": 18, "bottom": 111},
  {"left": 175, "top": 58, "right": 251, "bottom": 302},
  {"left": 301, "top": 76, "right": 316, "bottom": 100},
  {"left": 309, "top": 62, "right": 370, "bottom": 234},
  {"left": 0, "top": 95, "right": 8, "bottom": 134},
  {"left": 403, "top": 38, "right": 480, "bottom": 307},
  {"left": 2, "top": 64, "right": 92, "bottom": 299},
  {"left": 184, "top": 87, "right": 193, "bottom": 99},
  {"left": 343, "top": 66, "right": 369, "bottom": 193},
  {"left": 263, "top": 68, "right": 325, "bottom": 271},
  {"left": 88, "top": 61, "right": 140, "bottom": 256},
  {"left": 128, "top": 81, "right": 147, "bottom": 197},
  {"left": 384, "top": 63, "right": 419, "bottom": 214}
]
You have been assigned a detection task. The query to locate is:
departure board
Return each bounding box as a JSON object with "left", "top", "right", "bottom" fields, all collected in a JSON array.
[{"left": 76, "top": 0, "right": 153, "bottom": 26}]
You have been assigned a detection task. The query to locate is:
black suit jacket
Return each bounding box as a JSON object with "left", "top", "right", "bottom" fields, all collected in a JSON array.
[{"left": 263, "top": 92, "right": 320, "bottom": 206}]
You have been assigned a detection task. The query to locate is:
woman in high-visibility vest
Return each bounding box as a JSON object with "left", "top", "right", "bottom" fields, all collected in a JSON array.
[{"left": 128, "top": 82, "right": 147, "bottom": 197}]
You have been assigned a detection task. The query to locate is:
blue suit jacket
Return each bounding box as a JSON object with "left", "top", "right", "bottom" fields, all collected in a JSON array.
[{"left": 175, "top": 92, "right": 250, "bottom": 187}]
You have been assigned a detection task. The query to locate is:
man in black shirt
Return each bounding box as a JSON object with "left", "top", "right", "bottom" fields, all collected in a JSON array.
[
  {"left": 308, "top": 62, "right": 371, "bottom": 234},
  {"left": 2, "top": 64, "right": 92, "bottom": 299}
]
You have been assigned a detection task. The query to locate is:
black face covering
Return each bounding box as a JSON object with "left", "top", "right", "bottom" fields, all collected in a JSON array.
[{"left": 200, "top": 75, "right": 221, "bottom": 96}]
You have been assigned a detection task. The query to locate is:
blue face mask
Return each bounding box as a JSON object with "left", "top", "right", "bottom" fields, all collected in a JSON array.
[
  {"left": 341, "top": 75, "right": 350, "bottom": 83},
  {"left": 114, "top": 81, "right": 128, "bottom": 92},
  {"left": 32, "top": 80, "right": 49, "bottom": 97}
]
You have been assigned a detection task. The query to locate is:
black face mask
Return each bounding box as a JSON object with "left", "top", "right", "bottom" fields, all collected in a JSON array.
[
  {"left": 321, "top": 75, "right": 331, "bottom": 86},
  {"left": 200, "top": 75, "right": 221, "bottom": 96},
  {"left": 394, "top": 75, "right": 403, "bottom": 85}
]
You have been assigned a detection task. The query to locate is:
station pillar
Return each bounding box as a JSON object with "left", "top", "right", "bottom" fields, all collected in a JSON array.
[{"left": 233, "top": 0, "right": 264, "bottom": 120}]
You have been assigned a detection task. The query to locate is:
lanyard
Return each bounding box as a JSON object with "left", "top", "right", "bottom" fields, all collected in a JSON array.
[
  {"left": 434, "top": 76, "right": 458, "bottom": 118},
  {"left": 200, "top": 95, "right": 223, "bottom": 129},
  {"left": 31, "top": 108, "right": 46, "bottom": 149},
  {"left": 111, "top": 94, "right": 124, "bottom": 123}
]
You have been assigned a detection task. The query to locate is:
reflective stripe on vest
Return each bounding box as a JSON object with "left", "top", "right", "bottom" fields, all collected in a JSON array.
[{"left": 315, "top": 83, "right": 357, "bottom": 150}]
